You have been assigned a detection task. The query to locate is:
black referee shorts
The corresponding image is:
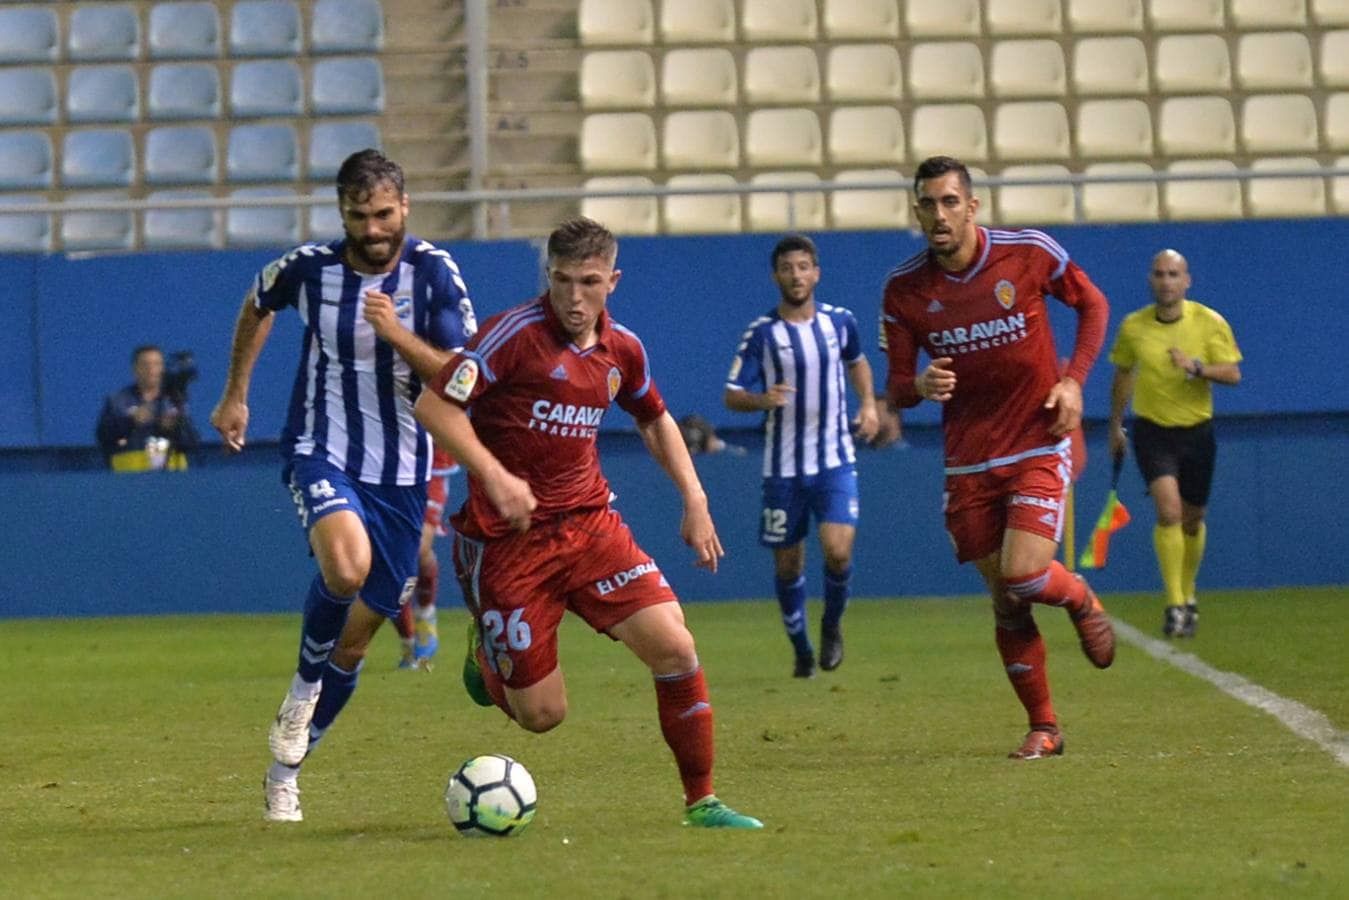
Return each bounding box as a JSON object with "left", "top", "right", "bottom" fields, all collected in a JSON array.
[{"left": 1130, "top": 418, "right": 1217, "bottom": 507}]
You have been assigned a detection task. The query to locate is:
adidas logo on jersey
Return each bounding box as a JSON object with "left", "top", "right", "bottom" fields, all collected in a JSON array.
[
  {"left": 550, "top": 364, "right": 567, "bottom": 380},
  {"left": 927, "top": 299, "right": 944, "bottom": 313},
  {"left": 1039, "top": 512, "right": 1057, "bottom": 526}
]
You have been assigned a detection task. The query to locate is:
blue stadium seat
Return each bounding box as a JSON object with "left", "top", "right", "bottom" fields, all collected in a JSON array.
[
  {"left": 0, "top": 6, "right": 58, "bottom": 64},
  {"left": 148, "top": 2, "right": 221, "bottom": 59},
  {"left": 308, "top": 121, "right": 381, "bottom": 179},
  {"left": 307, "top": 187, "right": 344, "bottom": 240},
  {"left": 230, "top": 0, "right": 302, "bottom": 57},
  {"left": 0, "top": 133, "right": 54, "bottom": 190},
  {"left": 226, "top": 187, "right": 301, "bottom": 247},
  {"left": 67, "top": 5, "right": 141, "bottom": 62},
  {"left": 61, "top": 192, "right": 135, "bottom": 252},
  {"left": 143, "top": 190, "right": 221, "bottom": 249},
  {"left": 311, "top": 58, "right": 385, "bottom": 116},
  {"left": 230, "top": 60, "right": 304, "bottom": 117},
  {"left": 227, "top": 124, "right": 300, "bottom": 182},
  {"left": 0, "top": 194, "right": 53, "bottom": 253},
  {"left": 0, "top": 68, "right": 58, "bottom": 125},
  {"left": 61, "top": 130, "right": 136, "bottom": 188},
  {"left": 66, "top": 66, "right": 141, "bottom": 124},
  {"left": 311, "top": 0, "right": 385, "bottom": 53},
  {"left": 144, "top": 126, "right": 218, "bottom": 185},
  {"left": 147, "top": 63, "right": 222, "bottom": 120}
]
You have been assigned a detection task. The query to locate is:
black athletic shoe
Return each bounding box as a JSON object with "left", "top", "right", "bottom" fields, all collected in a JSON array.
[
  {"left": 819, "top": 623, "right": 843, "bottom": 671},
  {"left": 1182, "top": 601, "right": 1199, "bottom": 638},
  {"left": 1163, "top": 604, "right": 1186, "bottom": 638},
  {"left": 793, "top": 653, "right": 816, "bottom": 679}
]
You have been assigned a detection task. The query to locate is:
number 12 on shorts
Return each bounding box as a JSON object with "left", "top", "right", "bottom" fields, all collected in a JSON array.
[{"left": 761, "top": 508, "right": 787, "bottom": 543}]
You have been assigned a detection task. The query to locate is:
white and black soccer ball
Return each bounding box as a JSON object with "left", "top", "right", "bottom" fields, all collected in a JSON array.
[{"left": 445, "top": 754, "right": 537, "bottom": 837}]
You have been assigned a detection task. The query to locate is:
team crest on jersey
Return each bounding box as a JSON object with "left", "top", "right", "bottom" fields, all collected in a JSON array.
[
  {"left": 495, "top": 652, "right": 514, "bottom": 681},
  {"left": 994, "top": 279, "right": 1017, "bottom": 310},
  {"left": 607, "top": 366, "right": 622, "bottom": 401},
  {"left": 444, "top": 359, "right": 479, "bottom": 402},
  {"left": 393, "top": 291, "right": 413, "bottom": 316}
]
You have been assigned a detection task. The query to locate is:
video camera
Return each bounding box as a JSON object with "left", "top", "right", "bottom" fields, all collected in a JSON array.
[{"left": 164, "top": 350, "right": 198, "bottom": 403}]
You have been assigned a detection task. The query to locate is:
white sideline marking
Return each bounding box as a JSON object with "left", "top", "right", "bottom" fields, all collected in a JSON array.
[{"left": 1113, "top": 618, "right": 1349, "bottom": 767}]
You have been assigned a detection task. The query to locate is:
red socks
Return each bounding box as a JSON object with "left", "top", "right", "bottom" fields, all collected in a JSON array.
[
  {"left": 655, "top": 668, "right": 715, "bottom": 805},
  {"left": 994, "top": 621, "right": 1056, "bottom": 730},
  {"left": 1005, "top": 561, "right": 1088, "bottom": 614},
  {"left": 416, "top": 557, "right": 438, "bottom": 609}
]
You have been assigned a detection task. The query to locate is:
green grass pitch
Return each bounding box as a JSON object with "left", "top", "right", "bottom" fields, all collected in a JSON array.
[{"left": 2, "top": 587, "right": 1345, "bottom": 899}]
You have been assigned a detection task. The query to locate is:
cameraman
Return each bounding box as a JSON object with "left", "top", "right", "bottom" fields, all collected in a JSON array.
[{"left": 95, "top": 345, "right": 200, "bottom": 471}]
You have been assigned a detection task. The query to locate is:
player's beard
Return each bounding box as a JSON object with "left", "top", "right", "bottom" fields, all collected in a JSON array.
[{"left": 347, "top": 223, "right": 406, "bottom": 269}]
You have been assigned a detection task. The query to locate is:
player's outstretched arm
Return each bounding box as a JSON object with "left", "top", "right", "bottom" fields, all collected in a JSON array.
[
  {"left": 636, "top": 411, "right": 724, "bottom": 573},
  {"left": 211, "top": 291, "right": 274, "bottom": 452}
]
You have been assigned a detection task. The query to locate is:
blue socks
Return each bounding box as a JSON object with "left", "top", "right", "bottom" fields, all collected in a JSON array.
[
  {"left": 774, "top": 575, "right": 813, "bottom": 659},
  {"left": 297, "top": 576, "right": 355, "bottom": 683},
  {"left": 823, "top": 565, "right": 852, "bottom": 631},
  {"left": 307, "top": 659, "right": 362, "bottom": 756}
]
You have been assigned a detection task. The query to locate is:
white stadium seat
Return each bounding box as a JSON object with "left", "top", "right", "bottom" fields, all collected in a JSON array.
[
  {"left": 580, "top": 112, "right": 657, "bottom": 172},
  {"left": 1230, "top": 0, "right": 1307, "bottom": 28},
  {"left": 662, "top": 110, "right": 740, "bottom": 168},
  {"left": 829, "top": 169, "right": 909, "bottom": 230},
  {"left": 659, "top": 0, "right": 734, "bottom": 43},
  {"left": 996, "top": 164, "right": 1075, "bottom": 224},
  {"left": 1246, "top": 157, "right": 1325, "bottom": 217},
  {"left": 1147, "top": 0, "right": 1226, "bottom": 31},
  {"left": 910, "top": 104, "right": 989, "bottom": 162},
  {"left": 1241, "top": 95, "right": 1320, "bottom": 153},
  {"left": 1072, "top": 37, "right": 1149, "bottom": 95},
  {"left": 1081, "top": 162, "right": 1159, "bottom": 222},
  {"left": 823, "top": 0, "right": 900, "bottom": 39},
  {"left": 744, "top": 108, "right": 823, "bottom": 167},
  {"left": 826, "top": 44, "right": 903, "bottom": 102},
  {"left": 1333, "top": 155, "right": 1349, "bottom": 212},
  {"left": 741, "top": 0, "right": 817, "bottom": 41},
  {"left": 61, "top": 191, "right": 134, "bottom": 252},
  {"left": 663, "top": 174, "right": 741, "bottom": 234},
  {"left": 227, "top": 187, "right": 300, "bottom": 247},
  {"left": 580, "top": 51, "right": 656, "bottom": 109},
  {"left": 828, "top": 105, "right": 906, "bottom": 165},
  {"left": 661, "top": 49, "right": 738, "bottom": 107},
  {"left": 1163, "top": 160, "right": 1242, "bottom": 220},
  {"left": 993, "top": 101, "right": 1071, "bottom": 161},
  {"left": 581, "top": 176, "right": 658, "bottom": 235},
  {"left": 1315, "top": 0, "right": 1349, "bottom": 25},
  {"left": 1328, "top": 93, "right": 1349, "bottom": 149},
  {"left": 1320, "top": 31, "right": 1349, "bottom": 87},
  {"left": 143, "top": 190, "right": 221, "bottom": 249},
  {"left": 62, "top": 129, "right": 136, "bottom": 188},
  {"left": 743, "top": 47, "right": 821, "bottom": 105},
  {"left": 966, "top": 166, "right": 994, "bottom": 213},
  {"left": 1066, "top": 0, "right": 1144, "bottom": 32},
  {"left": 906, "top": 0, "right": 980, "bottom": 37},
  {"left": 0, "top": 194, "right": 52, "bottom": 251},
  {"left": 746, "top": 172, "right": 826, "bottom": 232},
  {"left": 1158, "top": 97, "right": 1236, "bottom": 155},
  {"left": 1076, "top": 99, "right": 1154, "bottom": 158},
  {"left": 579, "top": 0, "right": 654, "bottom": 45},
  {"left": 985, "top": 0, "right": 1063, "bottom": 35},
  {"left": 1153, "top": 35, "right": 1231, "bottom": 93},
  {"left": 1237, "top": 33, "right": 1313, "bottom": 89},
  {"left": 989, "top": 40, "right": 1067, "bottom": 97},
  {"left": 908, "top": 42, "right": 984, "bottom": 100}
]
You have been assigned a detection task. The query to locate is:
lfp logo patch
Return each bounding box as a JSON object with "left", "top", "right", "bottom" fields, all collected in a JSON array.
[
  {"left": 607, "top": 366, "right": 622, "bottom": 401},
  {"left": 444, "top": 359, "right": 479, "bottom": 402},
  {"left": 994, "top": 279, "right": 1017, "bottom": 310}
]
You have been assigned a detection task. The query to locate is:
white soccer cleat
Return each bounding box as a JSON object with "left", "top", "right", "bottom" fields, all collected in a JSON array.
[
  {"left": 263, "top": 776, "right": 303, "bottom": 822},
  {"left": 268, "top": 688, "right": 320, "bottom": 766}
]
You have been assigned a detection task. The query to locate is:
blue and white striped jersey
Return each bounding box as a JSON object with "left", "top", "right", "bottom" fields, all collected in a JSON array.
[
  {"left": 727, "top": 304, "right": 865, "bottom": 478},
  {"left": 254, "top": 237, "right": 476, "bottom": 486}
]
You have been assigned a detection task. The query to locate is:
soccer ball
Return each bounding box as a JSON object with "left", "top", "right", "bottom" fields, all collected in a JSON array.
[{"left": 444, "top": 754, "right": 537, "bottom": 837}]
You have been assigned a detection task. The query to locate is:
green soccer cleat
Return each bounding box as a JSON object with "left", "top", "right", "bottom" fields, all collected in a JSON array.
[
  {"left": 682, "top": 796, "right": 764, "bottom": 829},
  {"left": 462, "top": 620, "right": 493, "bottom": 707}
]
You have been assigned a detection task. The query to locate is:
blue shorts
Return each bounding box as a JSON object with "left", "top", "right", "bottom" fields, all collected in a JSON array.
[
  {"left": 759, "top": 466, "right": 860, "bottom": 547},
  {"left": 285, "top": 456, "right": 426, "bottom": 619}
]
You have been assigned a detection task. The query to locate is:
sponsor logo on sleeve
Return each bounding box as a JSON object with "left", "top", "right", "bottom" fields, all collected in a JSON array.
[
  {"left": 728, "top": 357, "right": 742, "bottom": 381},
  {"left": 444, "top": 359, "right": 479, "bottom": 401}
]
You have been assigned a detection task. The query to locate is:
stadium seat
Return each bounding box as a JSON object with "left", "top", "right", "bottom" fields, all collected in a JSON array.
[
  {"left": 580, "top": 112, "right": 658, "bottom": 171},
  {"left": 0, "top": 6, "right": 58, "bottom": 63},
  {"left": 307, "top": 187, "right": 343, "bottom": 241},
  {"left": 1241, "top": 95, "right": 1319, "bottom": 153},
  {"left": 744, "top": 109, "right": 823, "bottom": 167},
  {"left": 823, "top": 0, "right": 900, "bottom": 39},
  {"left": 906, "top": 0, "right": 981, "bottom": 36},
  {"left": 61, "top": 191, "right": 135, "bottom": 252},
  {"left": 1315, "top": 0, "right": 1349, "bottom": 25},
  {"left": 231, "top": 1, "right": 303, "bottom": 57},
  {"left": 0, "top": 194, "right": 52, "bottom": 252},
  {"left": 826, "top": 44, "right": 903, "bottom": 102},
  {"left": 995, "top": 164, "right": 1075, "bottom": 224},
  {"left": 143, "top": 190, "right": 221, "bottom": 249},
  {"left": 311, "top": 0, "right": 384, "bottom": 53},
  {"left": 0, "top": 132, "right": 54, "bottom": 190},
  {"left": 147, "top": 63, "right": 222, "bottom": 121},
  {"left": 580, "top": 176, "right": 658, "bottom": 235},
  {"left": 1237, "top": 33, "right": 1313, "bottom": 89},
  {"left": 986, "top": 0, "right": 1063, "bottom": 35},
  {"left": 311, "top": 58, "right": 385, "bottom": 116},
  {"left": 226, "top": 124, "right": 300, "bottom": 182},
  {"left": 1329, "top": 93, "right": 1349, "bottom": 149},
  {"left": 662, "top": 111, "right": 739, "bottom": 169},
  {"left": 1230, "top": 0, "right": 1307, "bottom": 27},
  {"left": 660, "top": 49, "right": 738, "bottom": 106},
  {"left": 230, "top": 60, "right": 304, "bottom": 117},
  {"left": 910, "top": 104, "right": 989, "bottom": 162},
  {"left": 579, "top": 51, "right": 656, "bottom": 109},
  {"left": 1333, "top": 155, "right": 1349, "bottom": 212},
  {"left": 1157, "top": 97, "right": 1236, "bottom": 155},
  {"left": 1153, "top": 35, "right": 1231, "bottom": 93},
  {"left": 908, "top": 43, "right": 985, "bottom": 100},
  {"left": 1246, "top": 157, "right": 1325, "bottom": 217},
  {"left": 965, "top": 165, "right": 995, "bottom": 212},
  {"left": 1163, "top": 160, "right": 1242, "bottom": 220},
  {"left": 1072, "top": 37, "right": 1149, "bottom": 95},
  {"left": 989, "top": 40, "right": 1067, "bottom": 97},
  {"left": 1065, "top": 0, "right": 1144, "bottom": 32},
  {"left": 742, "top": 0, "right": 818, "bottom": 41},
  {"left": 0, "top": 68, "right": 58, "bottom": 125},
  {"left": 66, "top": 66, "right": 140, "bottom": 124},
  {"left": 226, "top": 187, "right": 301, "bottom": 247},
  {"left": 743, "top": 47, "right": 821, "bottom": 105},
  {"left": 308, "top": 120, "right": 381, "bottom": 179},
  {"left": 1320, "top": 31, "right": 1349, "bottom": 87},
  {"left": 148, "top": 2, "right": 220, "bottom": 59},
  {"left": 67, "top": 5, "right": 141, "bottom": 62},
  {"left": 1081, "top": 162, "right": 1159, "bottom": 222},
  {"left": 659, "top": 0, "right": 735, "bottom": 43},
  {"left": 829, "top": 169, "right": 909, "bottom": 230},
  {"left": 579, "top": 0, "right": 654, "bottom": 44},
  {"left": 663, "top": 174, "right": 741, "bottom": 234},
  {"left": 828, "top": 106, "right": 905, "bottom": 165},
  {"left": 1076, "top": 99, "right": 1154, "bottom": 158},
  {"left": 746, "top": 172, "right": 826, "bottom": 232},
  {"left": 993, "top": 102, "right": 1071, "bottom": 161},
  {"left": 1147, "top": 0, "right": 1226, "bottom": 31},
  {"left": 144, "top": 126, "right": 218, "bottom": 185},
  {"left": 61, "top": 130, "right": 135, "bottom": 189}
]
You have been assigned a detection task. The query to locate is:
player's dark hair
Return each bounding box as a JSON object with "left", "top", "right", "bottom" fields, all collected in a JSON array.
[
  {"left": 131, "top": 344, "right": 161, "bottom": 364},
  {"left": 771, "top": 234, "right": 818, "bottom": 268},
  {"left": 336, "top": 149, "right": 405, "bottom": 204},
  {"left": 547, "top": 217, "right": 617, "bottom": 264},
  {"left": 913, "top": 156, "right": 973, "bottom": 197}
]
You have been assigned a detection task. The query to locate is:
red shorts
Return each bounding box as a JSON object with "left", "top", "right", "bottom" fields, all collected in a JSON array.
[
  {"left": 943, "top": 445, "right": 1072, "bottom": 564},
  {"left": 451, "top": 506, "right": 677, "bottom": 688},
  {"left": 423, "top": 473, "right": 450, "bottom": 536}
]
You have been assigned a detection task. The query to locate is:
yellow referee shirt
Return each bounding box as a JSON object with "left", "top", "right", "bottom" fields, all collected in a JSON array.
[{"left": 1109, "top": 299, "right": 1242, "bottom": 427}]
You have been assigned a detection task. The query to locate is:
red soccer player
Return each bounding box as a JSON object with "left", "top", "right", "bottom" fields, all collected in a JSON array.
[
  {"left": 392, "top": 444, "right": 455, "bottom": 668},
  {"left": 414, "top": 217, "right": 762, "bottom": 828},
  {"left": 881, "top": 156, "right": 1116, "bottom": 760}
]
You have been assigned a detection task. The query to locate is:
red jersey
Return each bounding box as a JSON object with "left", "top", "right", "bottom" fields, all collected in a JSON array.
[
  {"left": 427, "top": 294, "right": 666, "bottom": 539},
  {"left": 881, "top": 227, "right": 1108, "bottom": 473}
]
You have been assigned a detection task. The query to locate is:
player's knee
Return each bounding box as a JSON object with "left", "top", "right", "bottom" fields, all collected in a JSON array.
[
  {"left": 822, "top": 549, "right": 852, "bottom": 574},
  {"left": 648, "top": 631, "right": 699, "bottom": 676},
  {"left": 321, "top": 564, "right": 368, "bottom": 598},
  {"left": 515, "top": 700, "right": 566, "bottom": 733}
]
